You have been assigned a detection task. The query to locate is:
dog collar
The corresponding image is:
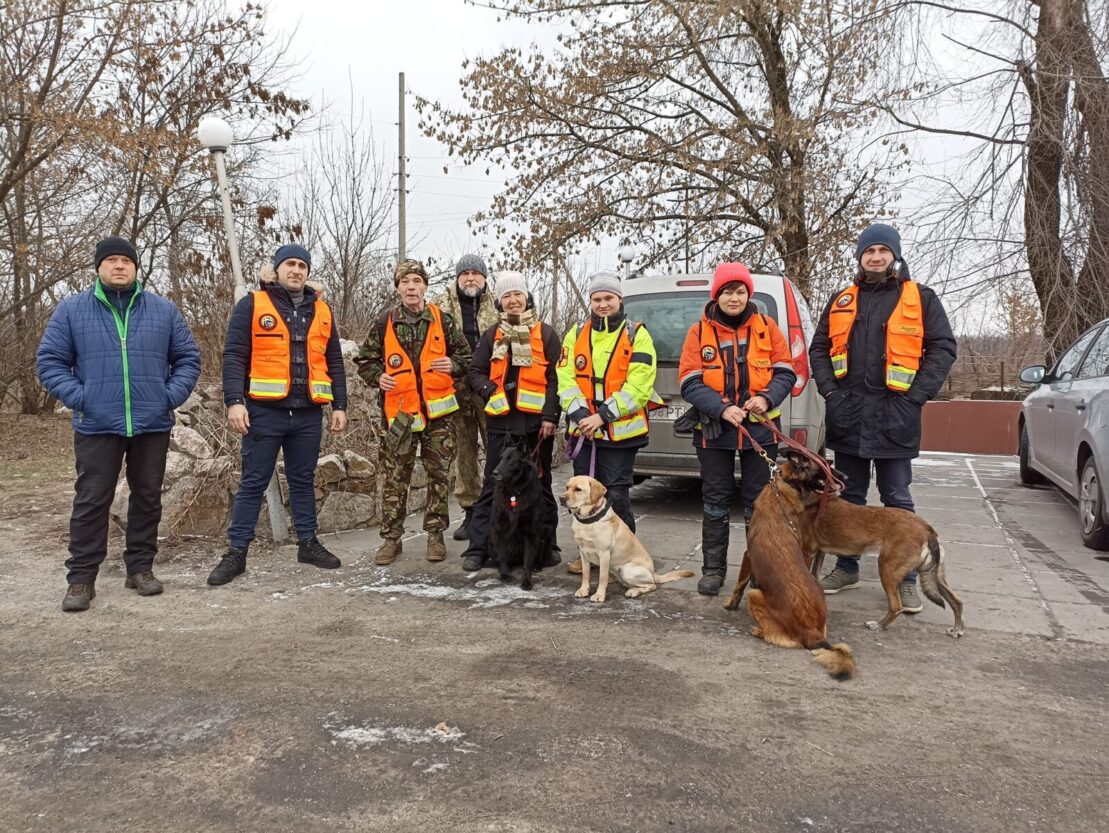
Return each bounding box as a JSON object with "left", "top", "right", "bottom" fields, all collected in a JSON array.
[{"left": 575, "top": 497, "right": 611, "bottom": 525}]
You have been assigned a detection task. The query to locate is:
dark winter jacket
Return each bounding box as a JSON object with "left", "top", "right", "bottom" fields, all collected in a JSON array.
[
  {"left": 678, "top": 301, "right": 797, "bottom": 451},
  {"left": 222, "top": 282, "right": 348, "bottom": 411},
  {"left": 809, "top": 276, "right": 957, "bottom": 459},
  {"left": 467, "top": 319, "right": 562, "bottom": 435},
  {"left": 36, "top": 280, "right": 201, "bottom": 436}
]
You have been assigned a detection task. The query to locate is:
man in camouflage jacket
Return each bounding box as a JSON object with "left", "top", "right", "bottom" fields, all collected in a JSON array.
[
  {"left": 355, "top": 259, "right": 471, "bottom": 564},
  {"left": 430, "top": 254, "right": 498, "bottom": 540}
]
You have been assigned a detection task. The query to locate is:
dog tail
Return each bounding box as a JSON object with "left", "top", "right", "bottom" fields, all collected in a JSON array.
[
  {"left": 811, "top": 641, "right": 855, "bottom": 680},
  {"left": 653, "top": 569, "right": 696, "bottom": 584},
  {"left": 917, "top": 532, "right": 947, "bottom": 610}
]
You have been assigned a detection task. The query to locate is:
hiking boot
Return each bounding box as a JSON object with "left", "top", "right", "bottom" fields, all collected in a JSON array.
[
  {"left": 207, "top": 547, "right": 247, "bottom": 586},
  {"left": 427, "top": 532, "right": 447, "bottom": 562},
  {"left": 124, "top": 571, "right": 164, "bottom": 596},
  {"left": 567, "top": 556, "right": 583, "bottom": 575},
  {"left": 452, "top": 507, "right": 473, "bottom": 541},
  {"left": 62, "top": 582, "right": 95, "bottom": 612},
  {"left": 375, "top": 539, "right": 402, "bottom": 566},
  {"left": 697, "top": 574, "right": 724, "bottom": 596},
  {"left": 462, "top": 554, "right": 487, "bottom": 572},
  {"left": 899, "top": 580, "right": 924, "bottom": 614},
  {"left": 297, "top": 536, "right": 341, "bottom": 569},
  {"left": 820, "top": 566, "right": 860, "bottom": 594}
]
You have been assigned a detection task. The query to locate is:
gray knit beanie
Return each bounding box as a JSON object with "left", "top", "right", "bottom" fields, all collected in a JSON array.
[
  {"left": 495, "top": 270, "right": 529, "bottom": 302},
  {"left": 586, "top": 270, "right": 623, "bottom": 298},
  {"left": 455, "top": 253, "right": 488, "bottom": 279}
]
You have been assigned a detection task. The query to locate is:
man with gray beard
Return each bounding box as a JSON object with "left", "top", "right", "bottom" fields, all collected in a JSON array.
[{"left": 431, "top": 254, "right": 498, "bottom": 540}]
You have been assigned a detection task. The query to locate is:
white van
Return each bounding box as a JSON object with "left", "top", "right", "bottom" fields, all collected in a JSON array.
[{"left": 621, "top": 272, "right": 826, "bottom": 479}]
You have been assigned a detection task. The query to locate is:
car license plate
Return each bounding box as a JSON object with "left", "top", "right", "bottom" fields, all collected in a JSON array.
[{"left": 654, "top": 405, "right": 687, "bottom": 422}]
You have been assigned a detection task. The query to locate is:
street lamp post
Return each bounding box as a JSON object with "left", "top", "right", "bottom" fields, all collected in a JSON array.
[
  {"left": 197, "top": 116, "right": 288, "bottom": 542},
  {"left": 617, "top": 245, "right": 636, "bottom": 282}
]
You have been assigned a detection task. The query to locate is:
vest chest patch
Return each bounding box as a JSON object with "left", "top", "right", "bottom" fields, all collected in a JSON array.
[
  {"left": 575, "top": 354, "right": 587, "bottom": 371},
  {"left": 259, "top": 314, "right": 277, "bottom": 330},
  {"left": 836, "top": 294, "right": 853, "bottom": 307},
  {"left": 388, "top": 353, "right": 404, "bottom": 368},
  {"left": 701, "top": 346, "right": 716, "bottom": 362}
]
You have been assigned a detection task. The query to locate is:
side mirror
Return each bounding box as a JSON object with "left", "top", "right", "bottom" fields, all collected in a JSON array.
[{"left": 1019, "top": 365, "right": 1046, "bottom": 385}]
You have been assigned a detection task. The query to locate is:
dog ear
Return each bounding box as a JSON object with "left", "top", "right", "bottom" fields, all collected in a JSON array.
[{"left": 588, "top": 478, "right": 607, "bottom": 505}]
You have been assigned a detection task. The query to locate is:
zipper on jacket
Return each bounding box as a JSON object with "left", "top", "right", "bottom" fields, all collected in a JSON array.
[{"left": 95, "top": 281, "right": 139, "bottom": 437}]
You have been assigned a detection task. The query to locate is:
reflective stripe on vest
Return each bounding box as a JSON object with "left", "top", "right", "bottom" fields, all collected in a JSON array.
[
  {"left": 698, "top": 313, "right": 782, "bottom": 422},
  {"left": 572, "top": 321, "right": 649, "bottom": 442},
  {"left": 382, "top": 303, "right": 459, "bottom": 432},
  {"left": 827, "top": 281, "right": 924, "bottom": 392},
  {"left": 486, "top": 324, "right": 549, "bottom": 415},
  {"left": 248, "top": 291, "right": 334, "bottom": 403}
]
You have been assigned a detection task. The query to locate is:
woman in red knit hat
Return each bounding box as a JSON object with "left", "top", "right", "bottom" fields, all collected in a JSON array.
[{"left": 676, "top": 263, "right": 797, "bottom": 595}]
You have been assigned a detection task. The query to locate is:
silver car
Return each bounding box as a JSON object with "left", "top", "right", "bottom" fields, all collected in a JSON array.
[
  {"left": 621, "top": 272, "right": 826, "bottom": 479},
  {"left": 1018, "top": 318, "right": 1109, "bottom": 550}
]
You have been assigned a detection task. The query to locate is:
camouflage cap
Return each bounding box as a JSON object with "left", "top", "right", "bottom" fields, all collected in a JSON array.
[{"left": 394, "top": 258, "right": 428, "bottom": 286}]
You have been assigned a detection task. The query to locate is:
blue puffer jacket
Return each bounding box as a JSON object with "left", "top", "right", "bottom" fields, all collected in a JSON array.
[{"left": 36, "top": 281, "right": 201, "bottom": 436}]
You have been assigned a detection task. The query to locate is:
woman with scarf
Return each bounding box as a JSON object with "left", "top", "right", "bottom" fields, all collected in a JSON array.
[{"left": 460, "top": 272, "right": 563, "bottom": 573}]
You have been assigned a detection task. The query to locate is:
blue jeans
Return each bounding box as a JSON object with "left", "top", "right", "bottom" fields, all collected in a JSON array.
[
  {"left": 228, "top": 404, "right": 323, "bottom": 548},
  {"left": 832, "top": 451, "right": 917, "bottom": 582}
]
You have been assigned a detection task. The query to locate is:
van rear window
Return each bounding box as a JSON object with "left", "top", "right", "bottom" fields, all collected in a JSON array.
[{"left": 622, "top": 291, "right": 778, "bottom": 363}]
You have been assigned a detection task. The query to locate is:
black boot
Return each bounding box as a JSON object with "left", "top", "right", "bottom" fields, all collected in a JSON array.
[
  {"left": 697, "top": 510, "right": 730, "bottom": 596},
  {"left": 208, "top": 547, "right": 247, "bottom": 586},
  {"left": 453, "top": 507, "right": 474, "bottom": 541},
  {"left": 297, "top": 536, "right": 341, "bottom": 569}
]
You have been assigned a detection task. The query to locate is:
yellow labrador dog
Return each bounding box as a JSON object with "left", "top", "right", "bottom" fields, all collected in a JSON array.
[{"left": 560, "top": 475, "right": 694, "bottom": 602}]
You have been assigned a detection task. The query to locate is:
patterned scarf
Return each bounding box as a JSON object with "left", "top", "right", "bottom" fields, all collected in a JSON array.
[{"left": 491, "top": 309, "right": 538, "bottom": 367}]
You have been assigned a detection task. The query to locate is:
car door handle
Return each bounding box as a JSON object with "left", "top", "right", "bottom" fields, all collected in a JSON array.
[
  {"left": 1046, "top": 403, "right": 1054, "bottom": 409},
  {"left": 1075, "top": 403, "right": 1086, "bottom": 411}
]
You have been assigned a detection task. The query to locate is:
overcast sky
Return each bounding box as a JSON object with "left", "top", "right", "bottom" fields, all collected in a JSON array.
[{"left": 264, "top": 0, "right": 576, "bottom": 272}]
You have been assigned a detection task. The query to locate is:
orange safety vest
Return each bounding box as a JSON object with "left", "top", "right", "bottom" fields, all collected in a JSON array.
[
  {"left": 828, "top": 281, "right": 923, "bottom": 392},
  {"left": 572, "top": 321, "right": 649, "bottom": 442},
  {"left": 382, "top": 303, "right": 459, "bottom": 432},
  {"left": 248, "top": 291, "right": 334, "bottom": 404},
  {"left": 697, "top": 313, "right": 781, "bottom": 423},
  {"left": 485, "top": 324, "right": 549, "bottom": 416}
]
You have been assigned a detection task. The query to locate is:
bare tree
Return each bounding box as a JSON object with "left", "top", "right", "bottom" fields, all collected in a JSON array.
[
  {"left": 417, "top": 0, "right": 905, "bottom": 300},
  {"left": 882, "top": 0, "right": 1109, "bottom": 359}
]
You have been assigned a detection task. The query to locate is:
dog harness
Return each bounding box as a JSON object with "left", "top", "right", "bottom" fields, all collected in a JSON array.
[{"left": 574, "top": 496, "right": 612, "bottom": 525}]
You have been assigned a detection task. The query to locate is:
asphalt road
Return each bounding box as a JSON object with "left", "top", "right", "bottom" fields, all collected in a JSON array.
[{"left": 1, "top": 453, "right": 1107, "bottom": 832}]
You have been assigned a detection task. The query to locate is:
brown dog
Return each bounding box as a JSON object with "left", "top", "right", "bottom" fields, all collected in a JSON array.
[
  {"left": 727, "top": 449, "right": 965, "bottom": 637},
  {"left": 721, "top": 460, "right": 855, "bottom": 680},
  {"left": 560, "top": 476, "right": 694, "bottom": 602}
]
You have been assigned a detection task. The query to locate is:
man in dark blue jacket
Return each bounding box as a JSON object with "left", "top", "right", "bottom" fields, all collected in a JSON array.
[
  {"left": 37, "top": 236, "right": 201, "bottom": 612},
  {"left": 207, "top": 244, "right": 348, "bottom": 586},
  {"left": 809, "top": 223, "right": 957, "bottom": 612}
]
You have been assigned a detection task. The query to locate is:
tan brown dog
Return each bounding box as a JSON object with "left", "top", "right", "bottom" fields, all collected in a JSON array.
[
  {"left": 728, "top": 449, "right": 965, "bottom": 637},
  {"left": 721, "top": 460, "right": 855, "bottom": 680},
  {"left": 560, "top": 476, "right": 693, "bottom": 602}
]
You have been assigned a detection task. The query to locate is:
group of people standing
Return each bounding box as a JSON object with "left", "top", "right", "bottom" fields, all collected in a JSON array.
[{"left": 37, "top": 222, "right": 955, "bottom": 616}]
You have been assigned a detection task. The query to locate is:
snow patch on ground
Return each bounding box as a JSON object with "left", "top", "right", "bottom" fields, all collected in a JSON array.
[{"left": 348, "top": 574, "right": 565, "bottom": 608}]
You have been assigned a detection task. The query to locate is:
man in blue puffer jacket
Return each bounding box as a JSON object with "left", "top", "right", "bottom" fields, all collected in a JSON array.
[{"left": 37, "top": 236, "right": 201, "bottom": 612}]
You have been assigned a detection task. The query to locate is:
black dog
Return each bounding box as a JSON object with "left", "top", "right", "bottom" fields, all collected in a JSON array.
[{"left": 490, "top": 444, "right": 553, "bottom": 591}]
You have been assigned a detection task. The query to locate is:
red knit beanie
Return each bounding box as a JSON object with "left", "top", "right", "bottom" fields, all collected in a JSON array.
[{"left": 711, "top": 262, "right": 753, "bottom": 300}]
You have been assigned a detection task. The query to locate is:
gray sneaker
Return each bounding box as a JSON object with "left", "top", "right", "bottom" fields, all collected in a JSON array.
[
  {"left": 820, "top": 566, "right": 860, "bottom": 594},
  {"left": 898, "top": 580, "right": 923, "bottom": 614}
]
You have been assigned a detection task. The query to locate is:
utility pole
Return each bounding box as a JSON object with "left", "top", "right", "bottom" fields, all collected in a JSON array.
[
  {"left": 551, "top": 252, "right": 559, "bottom": 328},
  {"left": 398, "top": 71, "right": 407, "bottom": 263},
  {"left": 684, "top": 184, "right": 691, "bottom": 273}
]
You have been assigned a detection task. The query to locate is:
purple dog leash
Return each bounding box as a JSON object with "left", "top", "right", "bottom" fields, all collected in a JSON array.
[{"left": 564, "top": 432, "right": 597, "bottom": 478}]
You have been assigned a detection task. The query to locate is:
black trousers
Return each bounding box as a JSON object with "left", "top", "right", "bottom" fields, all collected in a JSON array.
[
  {"left": 66, "top": 431, "right": 171, "bottom": 584},
  {"left": 696, "top": 444, "right": 778, "bottom": 521},
  {"left": 572, "top": 444, "right": 639, "bottom": 532},
  {"left": 461, "top": 431, "right": 558, "bottom": 561}
]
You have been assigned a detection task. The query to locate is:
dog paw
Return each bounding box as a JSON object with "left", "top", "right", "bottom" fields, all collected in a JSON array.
[
  {"left": 590, "top": 592, "right": 606, "bottom": 603},
  {"left": 499, "top": 573, "right": 512, "bottom": 584},
  {"left": 948, "top": 627, "right": 965, "bottom": 639},
  {"left": 749, "top": 626, "right": 763, "bottom": 638},
  {"left": 574, "top": 588, "right": 590, "bottom": 599},
  {"left": 520, "top": 579, "right": 533, "bottom": 592},
  {"left": 864, "top": 620, "right": 880, "bottom": 631}
]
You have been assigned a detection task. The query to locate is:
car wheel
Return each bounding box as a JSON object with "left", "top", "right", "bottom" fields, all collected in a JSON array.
[
  {"left": 1019, "top": 424, "right": 1046, "bottom": 486},
  {"left": 1078, "top": 457, "right": 1109, "bottom": 551}
]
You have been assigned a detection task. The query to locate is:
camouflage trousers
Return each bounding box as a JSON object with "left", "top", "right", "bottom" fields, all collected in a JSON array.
[
  {"left": 451, "top": 388, "right": 487, "bottom": 509},
  {"left": 379, "top": 415, "right": 457, "bottom": 541}
]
